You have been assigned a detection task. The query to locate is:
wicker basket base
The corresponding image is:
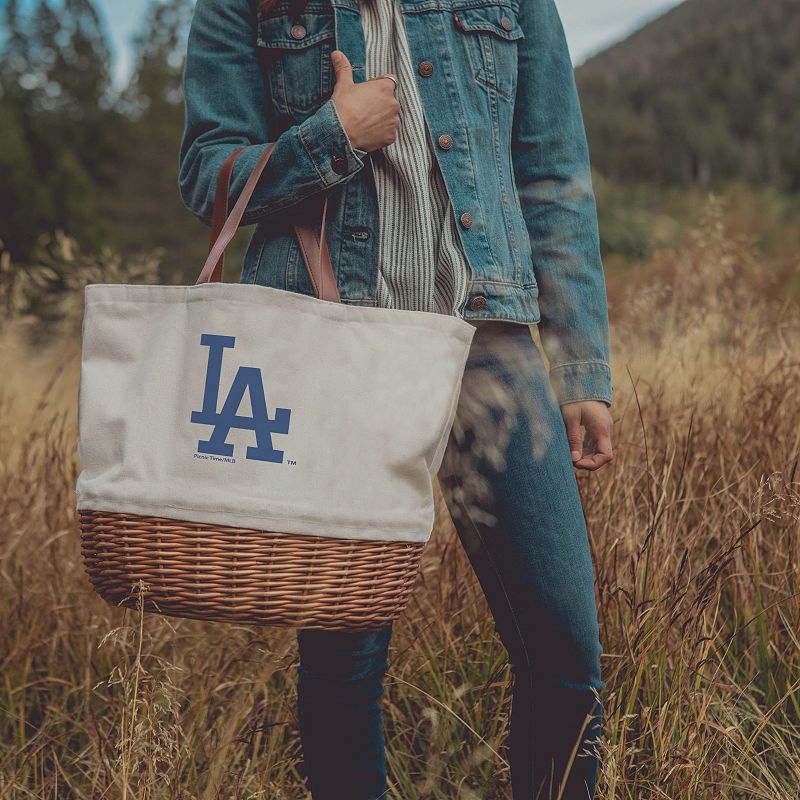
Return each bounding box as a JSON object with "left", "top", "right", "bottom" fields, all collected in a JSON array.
[{"left": 79, "top": 511, "right": 425, "bottom": 630}]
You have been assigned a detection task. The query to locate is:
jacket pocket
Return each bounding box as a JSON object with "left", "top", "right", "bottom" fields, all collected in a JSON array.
[
  {"left": 453, "top": 3, "right": 524, "bottom": 102},
  {"left": 257, "top": 12, "right": 336, "bottom": 119}
]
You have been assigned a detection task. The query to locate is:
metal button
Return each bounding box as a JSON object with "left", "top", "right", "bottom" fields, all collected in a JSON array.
[
  {"left": 500, "top": 15, "right": 513, "bottom": 31},
  {"left": 418, "top": 60, "right": 434, "bottom": 77},
  {"left": 469, "top": 295, "right": 487, "bottom": 311},
  {"left": 290, "top": 24, "right": 307, "bottom": 40},
  {"left": 437, "top": 133, "right": 453, "bottom": 150},
  {"left": 331, "top": 155, "right": 348, "bottom": 174},
  {"left": 459, "top": 211, "right": 473, "bottom": 229}
]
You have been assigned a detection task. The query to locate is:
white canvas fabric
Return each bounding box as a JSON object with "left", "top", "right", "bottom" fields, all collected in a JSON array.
[{"left": 75, "top": 281, "right": 474, "bottom": 543}]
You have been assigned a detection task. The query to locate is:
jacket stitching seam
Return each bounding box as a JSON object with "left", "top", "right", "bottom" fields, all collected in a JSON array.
[{"left": 550, "top": 361, "right": 611, "bottom": 371}]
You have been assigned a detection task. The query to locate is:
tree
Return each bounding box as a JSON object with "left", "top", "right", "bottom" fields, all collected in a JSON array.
[
  {"left": 0, "top": 0, "right": 120, "bottom": 258},
  {"left": 104, "top": 0, "right": 210, "bottom": 282}
]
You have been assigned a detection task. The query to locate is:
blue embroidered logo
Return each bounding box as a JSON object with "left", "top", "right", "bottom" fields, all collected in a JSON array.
[{"left": 190, "top": 333, "right": 291, "bottom": 463}]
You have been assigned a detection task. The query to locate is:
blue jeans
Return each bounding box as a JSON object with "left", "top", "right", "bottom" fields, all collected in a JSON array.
[{"left": 296, "top": 321, "right": 605, "bottom": 799}]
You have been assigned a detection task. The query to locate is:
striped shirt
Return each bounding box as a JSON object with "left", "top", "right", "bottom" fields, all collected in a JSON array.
[{"left": 359, "top": 0, "right": 471, "bottom": 316}]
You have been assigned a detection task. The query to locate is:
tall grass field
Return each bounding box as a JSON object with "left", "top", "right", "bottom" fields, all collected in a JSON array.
[{"left": 1, "top": 197, "right": 799, "bottom": 798}]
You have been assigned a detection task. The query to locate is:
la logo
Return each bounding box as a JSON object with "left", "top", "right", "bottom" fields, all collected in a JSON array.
[{"left": 190, "top": 333, "right": 291, "bottom": 463}]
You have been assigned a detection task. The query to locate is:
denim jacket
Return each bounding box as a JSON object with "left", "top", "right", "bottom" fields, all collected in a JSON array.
[{"left": 179, "top": 0, "right": 613, "bottom": 406}]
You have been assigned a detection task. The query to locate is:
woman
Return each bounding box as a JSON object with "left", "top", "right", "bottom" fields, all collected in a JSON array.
[{"left": 180, "top": 0, "right": 614, "bottom": 797}]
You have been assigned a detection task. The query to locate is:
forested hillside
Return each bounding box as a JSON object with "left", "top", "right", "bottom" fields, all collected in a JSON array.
[
  {"left": 576, "top": 0, "right": 800, "bottom": 189},
  {"left": 1, "top": 0, "right": 798, "bottom": 270},
  {"left": 0, "top": 0, "right": 198, "bottom": 270}
]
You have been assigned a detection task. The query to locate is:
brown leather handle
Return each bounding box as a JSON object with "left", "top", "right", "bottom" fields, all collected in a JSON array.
[
  {"left": 207, "top": 145, "right": 249, "bottom": 283},
  {"left": 199, "top": 144, "right": 340, "bottom": 303}
]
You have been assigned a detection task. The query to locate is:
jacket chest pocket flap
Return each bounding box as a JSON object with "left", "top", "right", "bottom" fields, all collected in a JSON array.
[
  {"left": 258, "top": 13, "right": 336, "bottom": 118},
  {"left": 454, "top": 4, "right": 524, "bottom": 101}
]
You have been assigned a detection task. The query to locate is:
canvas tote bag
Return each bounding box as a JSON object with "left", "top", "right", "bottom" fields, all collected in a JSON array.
[{"left": 76, "top": 142, "right": 475, "bottom": 629}]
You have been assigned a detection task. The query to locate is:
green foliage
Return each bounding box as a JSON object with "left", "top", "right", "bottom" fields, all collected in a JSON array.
[
  {"left": 0, "top": 0, "right": 122, "bottom": 256},
  {"left": 0, "top": 233, "right": 160, "bottom": 345},
  {"left": 577, "top": 0, "right": 800, "bottom": 191},
  {"left": 102, "top": 0, "right": 214, "bottom": 284},
  {"left": 0, "top": 0, "right": 200, "bottom": 275},
  {"left": 591, "top": 175, "right": 800, "bottom": 272},
  {"left": 1, "top": 0, "right": 798, "bottom": 275}
]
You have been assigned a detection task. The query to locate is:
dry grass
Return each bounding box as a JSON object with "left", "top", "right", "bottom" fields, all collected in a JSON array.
[{"left": 1, "top": 195, "right": 799, "bottom": 799}]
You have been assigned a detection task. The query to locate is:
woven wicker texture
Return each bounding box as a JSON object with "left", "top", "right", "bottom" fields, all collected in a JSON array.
[{"left": 79, "top": 511, "right": 424, "bottom": 629}]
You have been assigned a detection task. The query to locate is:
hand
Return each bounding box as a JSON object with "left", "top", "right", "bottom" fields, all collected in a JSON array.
[
  {"left": 330, "top": 50, "right": 400, "bottom": 152},
  {"left": 561, "top": 400, "right": 614, "bottom": 471}
]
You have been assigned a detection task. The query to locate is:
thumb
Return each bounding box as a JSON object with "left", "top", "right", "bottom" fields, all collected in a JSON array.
[
  {"left": 563, "top": 408, "right": 584, "bottom": 463},
  {"left": 331, "top": 50, "right": 354, "bottom": 86}
]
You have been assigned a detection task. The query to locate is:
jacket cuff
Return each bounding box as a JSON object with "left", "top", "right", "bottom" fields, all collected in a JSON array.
[
  {"left": 298, "top": 98, "right": 366, "bottom": 186},
  {"left": 549, "top": 361, "right": 613, "bottom": 407}
]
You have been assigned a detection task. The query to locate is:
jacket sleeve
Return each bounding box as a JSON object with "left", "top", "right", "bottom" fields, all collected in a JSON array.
[
  {"left": 179, "top": 0, "right": 366, "bottom": 226},
  {"left": 511, "top": 0, "right": 613, "bottom": 407}
]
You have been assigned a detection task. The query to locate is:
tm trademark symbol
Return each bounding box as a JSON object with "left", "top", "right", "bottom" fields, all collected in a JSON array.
[{"left": 287, "top": 459, "right": 297, "bottom": 466}]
